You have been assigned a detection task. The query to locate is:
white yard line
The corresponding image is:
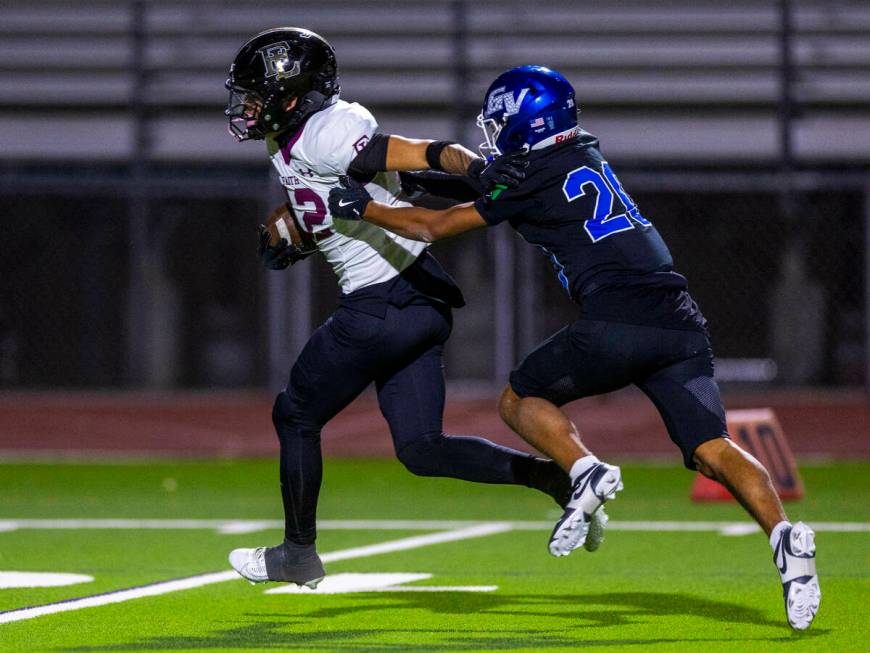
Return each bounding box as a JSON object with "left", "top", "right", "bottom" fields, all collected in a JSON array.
[
  {"left": 1, "top": 518, "right": 868, "bottom": 535},
  {"left": 0, "top": 523, "right": 512, "bottom": 625},
  {"left": 0, "top": 571, "right": 238, "bottom": 625},
  {"left": 320, "top": 522, "right": 511, "bottom": 563},
  {"left": 0, "top": 519, "right": 286, "bottom": 534},
  {"left": 263, "top": 572, "right": 498, "bottom": 595},
  {"left": 1, "top": 517, "right": 865, "bottom": 624}
]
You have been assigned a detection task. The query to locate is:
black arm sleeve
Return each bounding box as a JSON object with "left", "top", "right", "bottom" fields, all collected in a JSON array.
[
  {"left": 424, "top": 140, "right": 457, "bottom": 171},
  {"left": 398, "top": 170, "right": 483, "bottom": 203},
  {"left": 346, "top": 133, "right": 391, "bottom": 182}
]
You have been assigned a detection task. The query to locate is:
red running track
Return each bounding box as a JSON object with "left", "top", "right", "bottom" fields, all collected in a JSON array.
[{"left": 0, "top": 388, "right": 867, "bottom": 461}]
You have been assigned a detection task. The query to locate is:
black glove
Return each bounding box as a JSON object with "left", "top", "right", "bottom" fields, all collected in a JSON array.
[
  {"left": 328, "top": 176, "right": 372, "bottom": 220},
  {"left": 467, "top": 152, "right": 528, "bottom": 193},
  {"left": 399, "top": 170, "right": 480, "bottom": 203},
  {"left": 258, "top": 225, "right": 302, "bottom": 270},
  {"left": 398, "top": 171, "right": 430, "bottom": 199}
]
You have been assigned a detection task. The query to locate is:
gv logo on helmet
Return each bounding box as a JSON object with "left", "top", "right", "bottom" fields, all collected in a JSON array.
[
  {"left": 486, "top": 86, "right": 530, "bottom": 117},
  {"left": 259, "top": 42, "right": 301, "bottom": 80}
]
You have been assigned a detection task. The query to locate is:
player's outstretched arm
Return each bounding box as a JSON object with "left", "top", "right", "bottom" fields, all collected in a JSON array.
[
  {"left": 385, "top": 136, "right": 527, "bottom": 193},
  {"left": 348, "top": 135, "right": 525, "bottom": 198},
  {"left": 364, "top": 201, "right": 485, "bottom": 243},
  {"left": 328, "top": 176, "right": 486, "bottom": 243},
  {"left": 384, "top": 135, "right": 479, "bottom": 175}
]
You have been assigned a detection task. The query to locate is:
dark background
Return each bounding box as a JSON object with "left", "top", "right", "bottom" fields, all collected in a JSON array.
[{"left": 1, "top": 0, "right": 868, "bottom": 391}]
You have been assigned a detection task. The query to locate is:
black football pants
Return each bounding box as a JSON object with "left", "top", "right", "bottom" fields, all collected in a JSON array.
[{"left": 272, "top": 302, "right": 539, "bottom": 545}]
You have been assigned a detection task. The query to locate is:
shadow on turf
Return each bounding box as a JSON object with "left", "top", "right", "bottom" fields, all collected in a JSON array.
[
  {"left": 253, "top": 591, "right": 793, "bottom": 630},
  {"left": 66, "top": 591, "right": 827, "bottom": 651}
]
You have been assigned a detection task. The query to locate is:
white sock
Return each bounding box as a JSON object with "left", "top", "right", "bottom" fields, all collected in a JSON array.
[
  {"left": 569, "top": 454, "right": 600, "bottom": 484},
  {"left": 769, "top": 520, "right": 791, "bottom": 552}
]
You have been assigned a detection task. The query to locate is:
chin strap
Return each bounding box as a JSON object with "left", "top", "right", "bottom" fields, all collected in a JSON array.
[{"left": 264, "top": 90, "right": 338, "bottom": 136}]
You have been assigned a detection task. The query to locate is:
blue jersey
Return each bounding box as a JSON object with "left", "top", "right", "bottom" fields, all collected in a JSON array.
[{"left": 474, "top": 132, "right": 705, "bottom": 330}]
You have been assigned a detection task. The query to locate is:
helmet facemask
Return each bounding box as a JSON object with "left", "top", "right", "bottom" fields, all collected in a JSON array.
[
  {"left": 225, "top": 83, "right": 266, "bottom": 141},
  {"left": 476, "top": 113, "right": 504, "bottom": 160},
  {"left": 224, "top": 77, "right": 329, "bottom": 142}
]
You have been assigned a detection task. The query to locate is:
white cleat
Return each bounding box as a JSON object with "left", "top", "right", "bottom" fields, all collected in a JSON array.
[
  {"left": 228, "top": 545, "right": 324, "bottom": 589},
  {"left": 549, "top": 462, "right": 623, "bottom": 557},
  {"left": 773, "top": 521, "right": 821, "bottom": 630},
  {"left": 229, "top": 547, "right": 270, "bottom": 583},
  {"left": 583, "top": 507, "right": 609, "bottom": 552}
]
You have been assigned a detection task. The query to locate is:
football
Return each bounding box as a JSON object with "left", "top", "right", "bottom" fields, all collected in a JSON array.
[{"left": 265, "top": 202, "right": 309, "bottom": 248}]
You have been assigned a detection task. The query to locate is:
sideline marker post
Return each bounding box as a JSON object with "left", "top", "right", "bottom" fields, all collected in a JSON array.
[{"left": 691, "top": 408, "right": 804, "bottom": 502}]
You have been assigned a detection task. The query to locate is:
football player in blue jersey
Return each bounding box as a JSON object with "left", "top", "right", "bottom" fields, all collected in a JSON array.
[
  {"left": 329, "top": 65, "right": 820, "bottom": 630},
  {"left": 224, "top": 31, "right": 576, "bottom": 592}
]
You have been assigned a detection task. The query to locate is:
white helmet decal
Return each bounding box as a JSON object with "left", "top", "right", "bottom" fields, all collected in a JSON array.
[
  {"left": 486, "top": 86, "right": 530, "bottom": 117},
  {"left": 259, "top": 42, "right": 301, "bottom": 80}
]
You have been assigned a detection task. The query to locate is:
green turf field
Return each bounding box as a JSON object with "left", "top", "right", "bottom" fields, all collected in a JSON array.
[{"left": 0, "top": 459, "right": 867, "bottom": 651}]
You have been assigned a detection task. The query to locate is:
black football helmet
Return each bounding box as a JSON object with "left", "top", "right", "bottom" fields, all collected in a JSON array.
[{"left": 225, "top": 27, "right": 340, "bottom": 141}]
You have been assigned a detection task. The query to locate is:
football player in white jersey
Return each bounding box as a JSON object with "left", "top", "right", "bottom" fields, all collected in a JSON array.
[{"left": 223, "top": 28, "right": 570, "bottom": 589}]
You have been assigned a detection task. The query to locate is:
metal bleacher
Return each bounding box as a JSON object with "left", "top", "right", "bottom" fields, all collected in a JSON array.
[{"left": 1, "top": 0, "right": 868, "bottom": 164}]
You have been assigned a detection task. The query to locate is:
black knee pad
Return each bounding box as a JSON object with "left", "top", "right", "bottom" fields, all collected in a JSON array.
[
  {"left": 271, "top": 391, "right": 292, "bottom": 428},
  {"left": 395, "top": 433, "right": 442, "bottom": 477},
  {"left": 272, "top": 390, "right": 320, "bottom": 441}
]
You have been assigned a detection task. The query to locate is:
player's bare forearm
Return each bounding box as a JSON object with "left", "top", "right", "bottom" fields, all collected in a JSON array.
[
  {"left": 385, "top": 135, "right": 479, "bottom": 175},
  {"left": 363, "top": 201, "right": 487, "bottom": 243},
  {"left": 438, "top": 143, "right": 479, "bottom": 175},
  {"left": 385, "top": 136, "right": 430, "bottom": 171}
]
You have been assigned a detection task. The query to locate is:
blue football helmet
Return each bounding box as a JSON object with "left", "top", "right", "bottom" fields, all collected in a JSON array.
[{"left": 476, "top": 65, "right": 579, "bottom": 158}]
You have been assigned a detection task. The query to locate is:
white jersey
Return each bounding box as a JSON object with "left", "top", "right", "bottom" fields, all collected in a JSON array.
[{"left": 266, "top": 99, "right": 427, "bottom": 294}]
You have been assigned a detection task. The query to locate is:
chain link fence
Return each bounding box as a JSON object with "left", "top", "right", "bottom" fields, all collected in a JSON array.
[
  {"left": 0, "top": 190, "right": 266, "bottom": 388},
  {"left": 481, "top": 177, "right": 867, "bottom": 388},
  {"left": 1, "top": 175, "right": 866, "bottom": 389},
  {"left": 1, "top": 0, "right": 868, "bottom": 390},
  {"left": 648, "top": 187, "right": 866, "bottom": 386}
]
